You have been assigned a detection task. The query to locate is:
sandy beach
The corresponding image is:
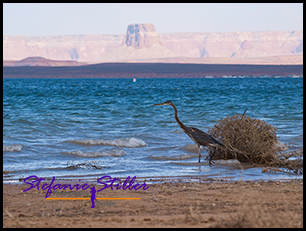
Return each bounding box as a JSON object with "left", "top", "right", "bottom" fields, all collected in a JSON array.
[{"left": 3, "top": 178, "right": 303, "bottom": 228}]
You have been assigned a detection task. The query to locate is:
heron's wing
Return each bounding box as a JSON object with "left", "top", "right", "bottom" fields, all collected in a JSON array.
[{"left": 188, "top": 127, "right": 224, "bottom": 147}]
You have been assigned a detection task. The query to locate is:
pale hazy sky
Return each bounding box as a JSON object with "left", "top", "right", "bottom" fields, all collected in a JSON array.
[{"left": 3, "top": 3, "right": 303, "bottom": 36}]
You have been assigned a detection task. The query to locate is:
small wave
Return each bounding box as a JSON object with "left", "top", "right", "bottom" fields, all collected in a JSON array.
[
  {"left": 170, "top": 159, "right": 241, "bottom": 166},
  {"left": 183, "top": 144, "right": 203, "bottom": 154},
  {"left": 170, "top": 130, "right": 183, "bottom": 133},
  {"left": 3, "top": 144, "right": 22, "bottom": 152},
  {"left": 67, "top": 137, "right": 147, "bottom": 148},
  {"left": 169, "top": 162, "right": 209, "bottom": 166},
  {"left": 213, "top": 159, "right": 241, "bottom": 166},
  {"left": 63, "top": 149, "right": 126, "bottom": 158},
  {"left": 274, "top": 141, "right": 288, "bottom": 151},
  {"left": 149, "top": 154, "right": 198, "bottom": 161}
]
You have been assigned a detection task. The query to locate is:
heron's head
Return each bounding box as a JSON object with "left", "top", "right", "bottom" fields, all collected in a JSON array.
[{"left": 153, "top": 100, "right": 173, "bottom": 106}]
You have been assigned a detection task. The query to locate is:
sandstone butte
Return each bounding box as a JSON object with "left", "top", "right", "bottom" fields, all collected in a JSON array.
[{"left": 3, "top": 23, "right": 303, "bottom": 66}]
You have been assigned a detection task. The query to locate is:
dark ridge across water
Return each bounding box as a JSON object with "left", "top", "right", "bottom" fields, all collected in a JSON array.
[{"left": 3, "top": 62, "right": 303, "bottom": 78}]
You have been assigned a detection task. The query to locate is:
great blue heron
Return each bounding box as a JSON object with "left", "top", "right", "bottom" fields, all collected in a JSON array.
[{"left": 154, "top": 100, "right": 224, "bottom": 164}]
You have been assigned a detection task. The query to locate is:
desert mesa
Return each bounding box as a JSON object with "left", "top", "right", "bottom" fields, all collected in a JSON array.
[{"left": 3, "top": 23, "right": 303, "bottom": 65}]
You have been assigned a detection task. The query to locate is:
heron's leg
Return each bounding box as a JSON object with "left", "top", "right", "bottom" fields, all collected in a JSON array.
[
  {"left": 209, "top": 147, "right": 216, "bottom": 165},
  {"left": 198, "top": 144, "right": 201, "bottom": 163}
]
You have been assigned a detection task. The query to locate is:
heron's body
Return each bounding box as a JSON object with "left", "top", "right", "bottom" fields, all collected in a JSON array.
[{"left": 154, "top": 100, "right": 224, "bottom": 164}]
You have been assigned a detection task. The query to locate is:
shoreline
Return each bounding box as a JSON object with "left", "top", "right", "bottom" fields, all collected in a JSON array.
[
  {"left": 3, "top": 178, "right": 303, "bottom": 228},
  {"left": 3, "top": 63, "right": 303, "bottom": 79},
  {"left": 4, "top": 164, "right": 304, "bottom": 186},
  {"left": 3, "top": 173, "right": 303, "bottom": 185}
]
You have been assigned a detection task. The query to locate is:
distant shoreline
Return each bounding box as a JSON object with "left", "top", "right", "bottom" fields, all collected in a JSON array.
[{"left": 3, "top": 63, "right": 303, "bottom": 79}]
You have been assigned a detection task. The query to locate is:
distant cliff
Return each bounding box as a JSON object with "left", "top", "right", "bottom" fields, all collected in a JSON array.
[
  {"left": 3, "top": 34, "right": 124, "bottom": 62},
  {"left": 3, "top": 23, "right": 303, "bottom": 63},
  {"left": 124, "top": 23, "right": 162, "bottom": 49},
  {"left": 3, "top": 56, "right": 86, "bottom": 67}
]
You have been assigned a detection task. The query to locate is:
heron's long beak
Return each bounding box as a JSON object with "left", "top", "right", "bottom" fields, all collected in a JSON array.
[{"left": 153, "top": 103, "right": 164, "bottom": 106}]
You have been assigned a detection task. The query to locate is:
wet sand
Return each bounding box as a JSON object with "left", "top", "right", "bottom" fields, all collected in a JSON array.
[{"left": 3, "top": 179, "right": 303, "bottom": 228}]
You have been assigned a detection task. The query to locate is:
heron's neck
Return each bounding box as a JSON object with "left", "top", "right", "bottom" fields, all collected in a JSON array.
[{"left": 171, "top": 104, "right": 187, "bottom": 130}]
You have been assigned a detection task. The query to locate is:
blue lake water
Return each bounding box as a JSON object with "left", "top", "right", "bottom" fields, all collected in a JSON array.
[{"left": 3, "top": 77, "right": 303, "bottom": 182}]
